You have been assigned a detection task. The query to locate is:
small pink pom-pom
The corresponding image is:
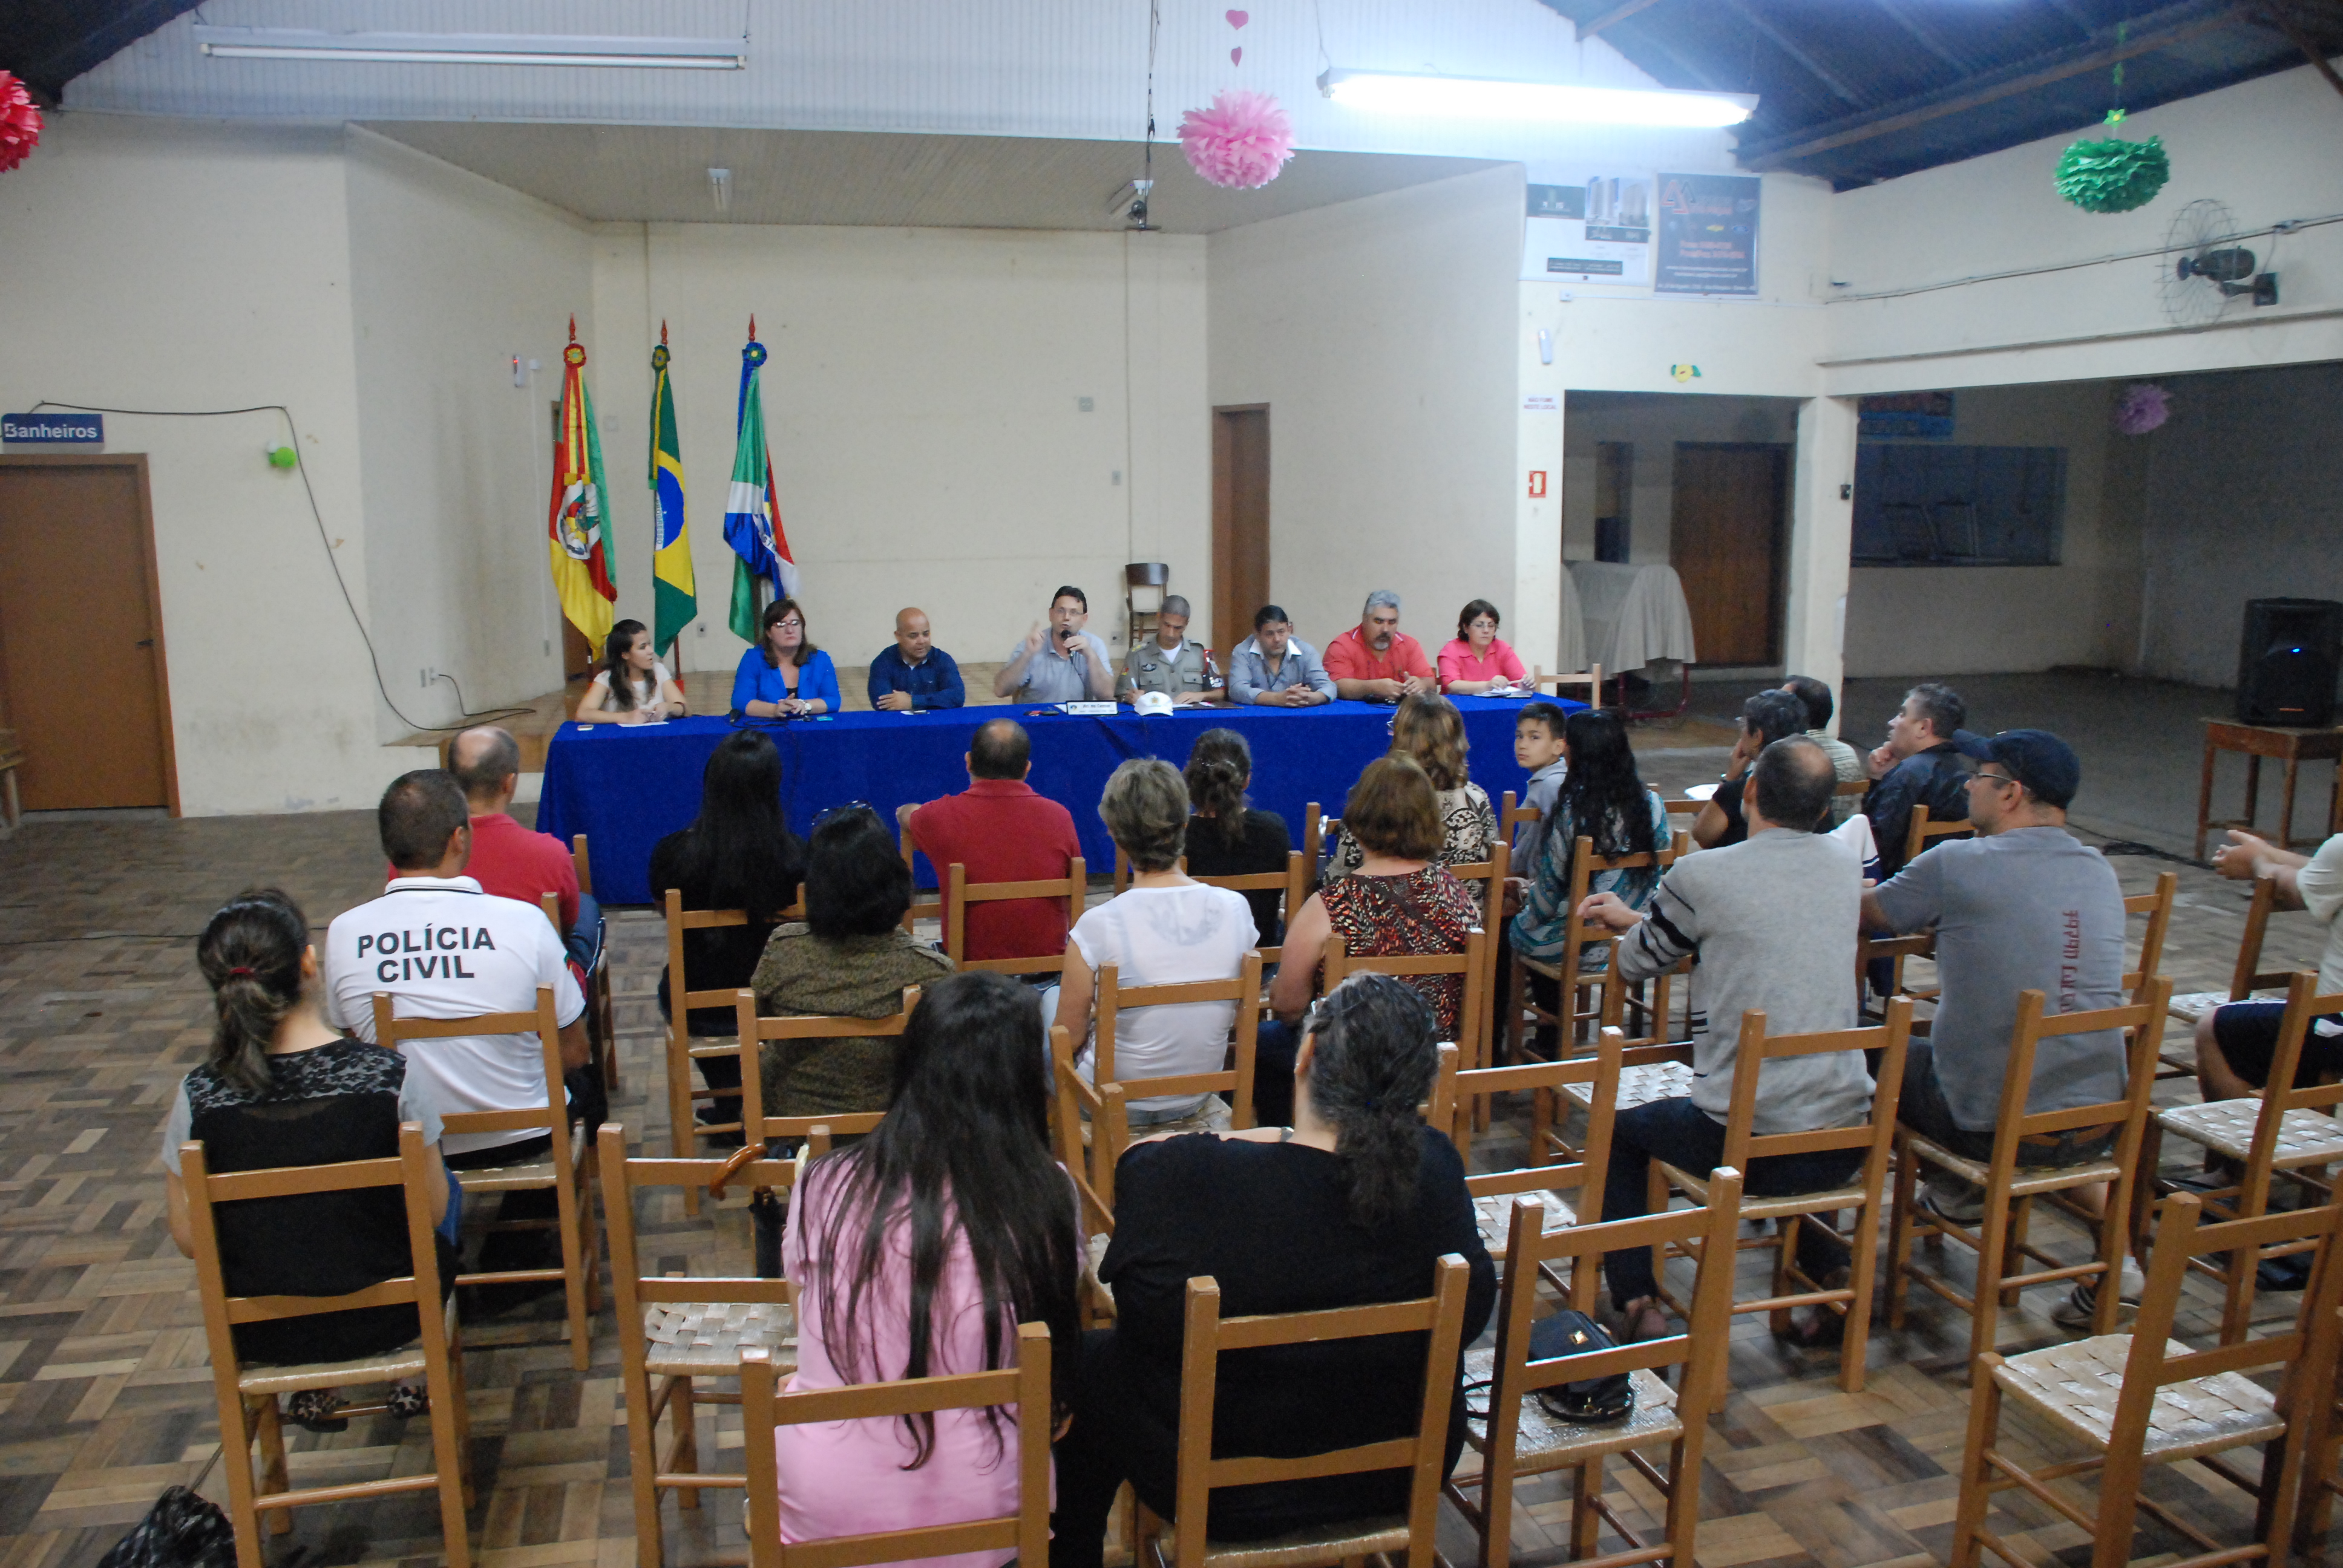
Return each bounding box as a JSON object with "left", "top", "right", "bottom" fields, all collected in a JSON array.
[
  {"left": 1178, "top": 89, "right": 1295, "bottom": 190},
  {"left": 2114, "top": 382, "right": 2169, "bottom": 436},
  {"left": 0, "top": 73, "right": 42, "bottom": 175}
]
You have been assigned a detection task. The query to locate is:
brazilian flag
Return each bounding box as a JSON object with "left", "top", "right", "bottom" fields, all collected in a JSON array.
[{"left": 649, "top": 333, "right": 696, "bottom": 657}]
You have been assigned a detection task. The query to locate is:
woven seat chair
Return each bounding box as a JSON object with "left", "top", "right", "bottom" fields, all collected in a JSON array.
[
  {"left": 1508, "top": 833, "right": 1686, "bottom": 1065},
  {"left": 597, "top": 1125, "right": 796, "bottom": 1568},
  {"left": 662, "top": 887, "right": 803, "bottom": 1212},
  {"left": 1449, "top": 1025, "right": 1622, "bottom": 1304},
  {"left": 944, "top": 859, "right": 1087, "bottom": 978},
  {"left": 1951, "top": 1190, "right": 2343, "bottom": 1568},
  {"left": 1446, "top": 1170, "right": 1742, "bottom": 1568}
]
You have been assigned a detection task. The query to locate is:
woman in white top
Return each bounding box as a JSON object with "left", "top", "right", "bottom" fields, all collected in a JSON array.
[
  {"left": 1052, "top": 759, "right": 1257, "bottom": 1131},
  {"left": 575, "top": 618, "right": 686, "bottom": 725}
]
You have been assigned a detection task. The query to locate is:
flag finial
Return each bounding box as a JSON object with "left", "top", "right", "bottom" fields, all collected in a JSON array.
[
  {"left": 660, "top": 319, "right": 669, "bottom": 346},
  {"left": 568, "top": 315, "right": 577, "bottom": 343},
  {"left": 748, "top": 314, "right": 758, "bottom": 342}
]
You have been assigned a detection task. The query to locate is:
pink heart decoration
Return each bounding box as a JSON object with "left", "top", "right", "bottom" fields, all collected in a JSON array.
[
  {"left": 1226, "top": 10, "right": 1248, "bottom": 27},
  {"left": 1231, "top": 45, "right": 1243, "bottom": 64}
]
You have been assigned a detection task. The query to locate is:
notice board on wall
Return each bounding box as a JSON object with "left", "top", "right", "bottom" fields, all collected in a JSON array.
[
  {"left": 1852, "top": 444, "right": 2066, "bottom": 566},
  {"left": 1520, "top": 175, "right": 1654, "bottom": 286},
  {"left": 1654, "top": 173, "right": 1760, "bottom": 296}
]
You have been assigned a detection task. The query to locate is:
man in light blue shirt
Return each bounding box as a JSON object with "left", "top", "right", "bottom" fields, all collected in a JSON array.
[
  {"left": 1226, "top": 604, "right": 1335, "bottom": 707},
  {"left": 995, "top": 584, "right": 1114, "bottom": 704}
]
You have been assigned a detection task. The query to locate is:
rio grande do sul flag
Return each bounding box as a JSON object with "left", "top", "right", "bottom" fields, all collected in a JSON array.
[
  {"left": 546, "top": 320, "right": 617, "bottom": 655},
  {"left": 723, "top": 319, "right": 799, "bottom": 642},
  {"left": 647, "top": 324, "right": 695, "bottom": 657}
]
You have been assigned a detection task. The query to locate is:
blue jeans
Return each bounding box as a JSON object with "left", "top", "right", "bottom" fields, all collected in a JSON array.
[
  {"left": 437, "top": 1166, "right": 464, "bottom": 1246},
  {"left": 1601, "top": 1096, "right": 1863, "bottom": 1307},
  {"left": 565, "top": 893, "right": 604, "bottom": 978}
]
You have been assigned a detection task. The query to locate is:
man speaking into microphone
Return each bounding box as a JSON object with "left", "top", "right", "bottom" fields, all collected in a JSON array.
[{"left": 995, "top": 584, "right": 1115, "bottom": 702}]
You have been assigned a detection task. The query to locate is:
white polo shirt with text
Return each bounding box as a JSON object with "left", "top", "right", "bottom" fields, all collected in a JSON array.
[{"left": 323, "top": 875, "right": 586, "bottom": 1157}]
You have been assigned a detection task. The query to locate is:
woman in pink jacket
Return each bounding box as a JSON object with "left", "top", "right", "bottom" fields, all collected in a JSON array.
[
  {"left": 1436, "top": 599, "right": 1528, "bottom": 694},
  {"left": 779, "top": 971, "right": 1081, "bottom": 1568}
]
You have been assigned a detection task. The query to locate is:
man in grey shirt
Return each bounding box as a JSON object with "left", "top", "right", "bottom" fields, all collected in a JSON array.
[
  {"left": 1863, "top": 727, "right": 2131, "bottom": 1322},
  {"left": 995, "top": 584, "right": 1114, "bottom": 703},
  {"left": 1226, "top": 604, "right": 1334, "bottom": 706},
  {"left": 1576, "top": 737, "right": 1870, "bottom": 1341}
]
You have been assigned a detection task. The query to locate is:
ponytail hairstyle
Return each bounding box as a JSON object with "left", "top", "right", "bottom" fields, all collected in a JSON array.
[
  {"left": 1183, "top": 728, "right": 1253, "bottom": 848},
  {"left": 1302, "top": 973, "right": 1439, "bottom": 1229},
  {"left": 195, "top": 889, "right": 312, "bottom": 1096}
]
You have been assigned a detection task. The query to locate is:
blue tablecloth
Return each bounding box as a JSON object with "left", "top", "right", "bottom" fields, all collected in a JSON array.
[{"left": 536, "top": 696, "right": 1582, "bottom": 905}]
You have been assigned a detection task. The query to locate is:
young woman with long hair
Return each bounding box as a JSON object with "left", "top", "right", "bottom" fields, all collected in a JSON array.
[
  {"left": 1048, "top": 972, "right": 1496, "bottom": 1568},
  {"left": 779, "top": 972, "right": 1081, "bottom": 1567},
  {"left": 1509, "top": 706, "right": 1670, "bottom": 966},
  {"left": 1325, "top": 693, "right": 1498, "bottom": 878},
  {"left": 648, "top": 730, "right": 808, "bottom": 1137},
  {"left": 160, "top": 889, "right": 457, "bottom": 1431},
  {"left": 1179, "top": 728, "right": 1293, "bottom": 943},
  {"left": 574, "top": 618, "right": 686, "bottom": 724},
  {"left": 731, "top": 598, "right": 843, "bottom": 719}
]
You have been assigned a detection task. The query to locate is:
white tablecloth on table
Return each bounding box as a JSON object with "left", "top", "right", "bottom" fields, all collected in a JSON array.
[
  {"left": 1555, "top": 565, "right": 1589, "bottom": 676},
  {"left": 1568, "top": 561, "right": 1697, "bottom": 675}
]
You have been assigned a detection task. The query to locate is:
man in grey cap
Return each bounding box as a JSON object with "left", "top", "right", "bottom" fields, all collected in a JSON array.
[
  {"left": 1117, "top": 595, "right": 1222, "bottom": 705},
  {"left": 1862, "top": 728, "right": 2135, "bottom": 1329}
]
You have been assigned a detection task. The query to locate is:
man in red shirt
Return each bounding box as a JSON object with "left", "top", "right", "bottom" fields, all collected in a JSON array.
[
  {"left": 1322, "top": 589, "right": 1437, "bottom": 702},
  {"left": 447, "top": 726, "right": 599, "bottom": 975},
  {"left": 901, "top": 719, "right": 1083, "bottom": 963}
]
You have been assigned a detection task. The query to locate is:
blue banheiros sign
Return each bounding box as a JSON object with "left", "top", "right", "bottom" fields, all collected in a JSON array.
[{"left": 2, "top": 413, "right": 104, "bottom": 443}]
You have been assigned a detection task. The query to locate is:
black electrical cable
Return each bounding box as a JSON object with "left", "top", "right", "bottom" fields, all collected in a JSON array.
[{"left": 31, "top": 400, "right": 529, "bottom": 731}]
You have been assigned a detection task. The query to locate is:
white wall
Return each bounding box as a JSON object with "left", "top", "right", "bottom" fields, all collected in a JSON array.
[
  {"left": 344, "top": 128, "right": 594, "bottom": 732},
  {"left": 0, "top": 113, "right": 435, "bottom": 814},
  {"left": 1843, "top": 381, "right": 2147, "bottom": 678},
  {"left": 1209, "top": 166, "right": 1524, "bottom": 662},
  {"left": 2134, "top": 360, "right": 2343, "bottom": 688},
  {"left": 608, "top": 223, "right": 1209, "bottom": 673}
]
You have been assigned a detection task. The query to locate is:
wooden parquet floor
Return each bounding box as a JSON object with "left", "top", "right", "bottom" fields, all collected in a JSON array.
[{"left": 0, "top": 806, "right": 2334, "bottom": 1568}]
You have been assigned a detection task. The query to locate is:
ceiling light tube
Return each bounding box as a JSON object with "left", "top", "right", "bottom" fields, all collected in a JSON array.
[
  {"left": 192, "top": 26, "right": 746, "bottom": 68},
  {"left": 1319, "top": 68, "right": 1755, "bottom": 126}
]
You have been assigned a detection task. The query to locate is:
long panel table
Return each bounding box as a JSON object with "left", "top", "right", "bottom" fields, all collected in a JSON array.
[{"left": 536, "top": 696, "right": 1581, "bottom": 905}]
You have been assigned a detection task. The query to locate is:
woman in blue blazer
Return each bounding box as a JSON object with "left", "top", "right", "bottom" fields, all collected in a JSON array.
[{"left": 730, "top": 597, "right": 842, "bottom": 717}]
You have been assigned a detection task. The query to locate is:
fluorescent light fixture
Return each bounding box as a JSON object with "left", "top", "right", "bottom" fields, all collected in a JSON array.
[
  {"left": 192, "top": 26, "right": 746, "bottom": 68},
  {"left": 1319, "top": 68, "right": 1755, "bottom": 126}
]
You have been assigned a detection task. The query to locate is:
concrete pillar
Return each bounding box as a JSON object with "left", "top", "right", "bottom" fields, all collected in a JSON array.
[
  {"left": 1783, "top": 394, "right": 1858, "bottom": 730},
  {"left": 1513, "top": 300, "right": 1565, "bottom": 673}
]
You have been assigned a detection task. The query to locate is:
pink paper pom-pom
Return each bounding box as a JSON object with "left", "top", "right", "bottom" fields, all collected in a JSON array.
[
  {"left": 1178, "top": 89, "right": 1295, "bottom": 191},
  {"left": 0, "top": 73, "right": 42, "bottom": 175},
  {"left": 2115, "top": 381, "right": 2169, "bottom": 436}
]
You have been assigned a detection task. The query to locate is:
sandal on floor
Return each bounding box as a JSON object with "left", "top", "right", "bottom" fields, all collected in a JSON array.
[
  {"left": 387, "top": 1383, "right": 430, "bottom": 1420},
  {"left": 1620, "top": 1299, "right": 1671, "bottom": 1344},
  {"left": 286, "top": 1390, "right": 349, "bottom": 1434}
]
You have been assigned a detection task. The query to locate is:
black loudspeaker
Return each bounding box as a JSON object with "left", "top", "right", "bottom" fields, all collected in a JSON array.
[{"left": 2237, "top": 598, "right": 2343, "bottom": 727}]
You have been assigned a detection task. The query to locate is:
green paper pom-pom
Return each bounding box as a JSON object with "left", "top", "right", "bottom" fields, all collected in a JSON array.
[{"left": 2056, "top": 132, "right": 2169, "bottom": 214}]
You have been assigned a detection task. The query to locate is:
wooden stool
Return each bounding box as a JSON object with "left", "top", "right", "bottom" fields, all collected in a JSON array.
[{"left": 2195, "top": 717, "right": 2343, "bottom": 858}]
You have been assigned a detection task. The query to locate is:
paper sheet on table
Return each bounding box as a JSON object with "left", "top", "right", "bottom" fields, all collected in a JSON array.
[{"left": 1682, "top": 782, "right": 1717, "bottom": 802}]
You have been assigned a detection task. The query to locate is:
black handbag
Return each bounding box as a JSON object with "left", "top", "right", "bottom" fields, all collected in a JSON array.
[
  {"left": 96, "top": 1487, "right": 236, "bottom": 1568},
  {"left": 1527, "top": 1310, "right": 1636, "bottom": 1425}
]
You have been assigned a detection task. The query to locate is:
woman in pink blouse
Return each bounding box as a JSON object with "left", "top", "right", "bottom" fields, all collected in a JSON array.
[
  {"left": 779, "top": 971, "right": 1081, "bottom": 1568},
  {"left": 1437, "top": 599, "right": 1528, "bottom": 694}
]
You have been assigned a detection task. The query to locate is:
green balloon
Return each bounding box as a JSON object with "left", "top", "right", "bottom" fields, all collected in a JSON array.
[{"left": 268, "top": 446, "right": 298, "bottom": 469}]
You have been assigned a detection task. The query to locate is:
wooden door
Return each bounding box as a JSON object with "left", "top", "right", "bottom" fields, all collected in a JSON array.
[
  {"left": 0, "top": 457, "right": 176, "bottom": 809},
  {"left": 1670, "top": 443, "right": 1788, "bottom": 667},
  {"left": 1211, "top": 407, "right": 1270, "bottom": 658}
]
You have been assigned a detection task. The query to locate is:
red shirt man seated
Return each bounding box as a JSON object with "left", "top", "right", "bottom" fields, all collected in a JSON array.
[
  {"left": 431, "top": 726, "right": 599, "bottom": 976},
  {"left": 1322, "top": 590, "right": 1437, "bottom": 702},
  {"left": 901, "top": 719, "right": 1083, "bottom": 963}
]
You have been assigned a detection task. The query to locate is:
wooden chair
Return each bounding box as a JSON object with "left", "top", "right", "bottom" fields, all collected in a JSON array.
[
  {"left": 2149, "top": 969, "right": 2343, "bottom": 1343},
  {"left": 184, "top": 1124, "right": 473, "bottom": 1568},
  {"left": 1447, "top": 1169, "right": 1743, "bottom": 1568},
  {"left": 1551, "top": 984, "right": 1696, "bottom": 1166},
  {"left": 1324, "top": 929, "right": 1490, "bottom": 1074},
  {"left": 572, "top": 833, "right": 620, "bottom": 1096},
  {"left": 1051, "top": 1023, "right": 1129, "bottom": 1243},
  {"left": 1903, "top": 801, "right": 1973, "bottom": 866},
  {"left": 1531, "top": 662, "right": 1604, "bottom": 707},
  {"left": 1093, "top": 954, "right": 1265, "bottom": 1129},
  {"left": 899, "top": 831, "right": 945, "bottom": 935},
  {"left": 1951, "top": 1190, "right": 2343, "bottom": 1568},
  {"left": 1499, "top": 789, "right": 1538, "bottom": 842},
  {"left": 1887, "top": 979, "right": 2173, "bottom": 1373},
  {"left": 2166, "top": 871, "right": 2286, "bottom": 1033},
  {"left": 598, "top": 1126, "right": 796, "bottom": 1568},
  {"left": 1449, "top": 1027, "right": 1623, "bottom": 1307},
  {"left": 1508, "top": 834, "right": 1684, "bottom": 1064},
  {"left": 945, "top": 858, "right": 1087, "bottom": 978},
  {"left": 739, "top": 1327, "right": 1054, "bottom": 1568},
  {"left": 1301, "top": 801, "right": 1323, "bottom": 890},
  {"left": 735, "top": 987, "right": 919, "bottom": 1152},
  {"left": 1188, "top": 852, "right": 1309, "bottom": 961},
  {"left": 372, "top": 986, "right": 601, "bottom": 1370},
  {"left": 664, "top": 887, "right": 806, "bottom": 1209},
  {"left": 537, "top": 885, "right": 619, "bottom": 1100},
  {"left": 2125, "top": 870, "right": 2177, "bottom": 1004},
  {"left": 1446, "top": 844, "right": 1513, "bottom": 1123},
  {"left": 1650, "top": 999, "right": 1913, "bottom": 1395},
  {"left": 1133, "top": 1256, "right": 1473, "bottom": 1568},
  {"left": 1125, "top": 561, "right": 1170, "bottom": 649}
]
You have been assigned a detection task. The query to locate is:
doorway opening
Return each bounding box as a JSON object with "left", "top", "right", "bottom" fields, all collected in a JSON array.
[{"left": 1211, "top": 406, "right": 1270, "bottom": 660}]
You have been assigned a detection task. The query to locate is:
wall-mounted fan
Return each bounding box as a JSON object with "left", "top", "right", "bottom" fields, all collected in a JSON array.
[{"left": 2159, "top": 198, "right": 2279, "bottom": 325}]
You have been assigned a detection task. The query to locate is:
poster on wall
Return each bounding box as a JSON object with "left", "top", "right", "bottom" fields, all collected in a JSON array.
[
  {"left": 1858, "top": 391, "right": 1956, "bottom": 440},
  {"left": 1519, "top": 174, "right": 1653, "bottom": 286},
  {"left": 1654, "top": 172, "right": 1760, "bottom": 295}
]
